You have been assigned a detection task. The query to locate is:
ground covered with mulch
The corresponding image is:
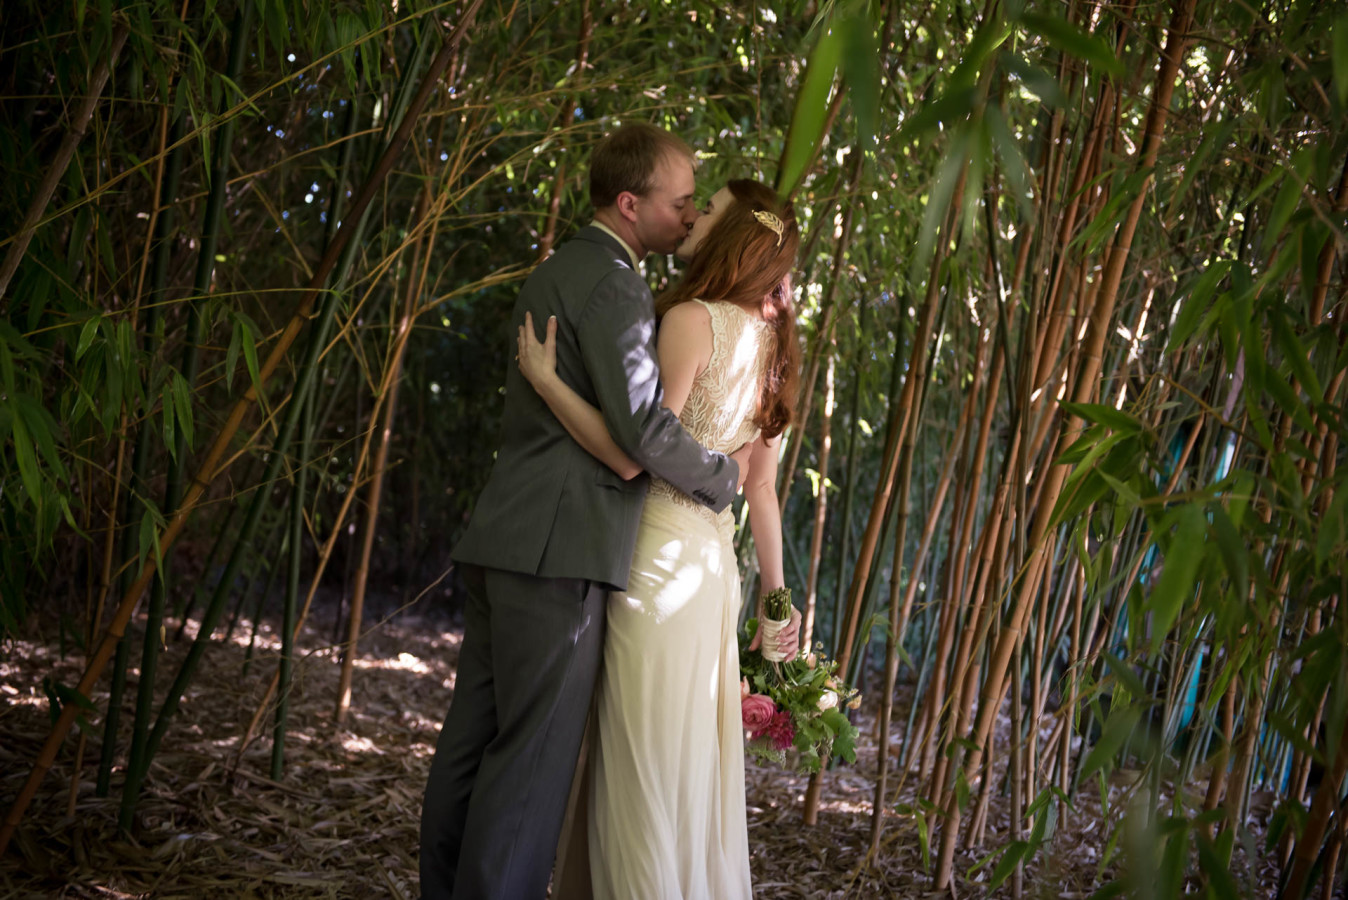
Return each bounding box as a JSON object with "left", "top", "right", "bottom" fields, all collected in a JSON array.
[{"left": 2, "top": 605, "right": 1290, "bottom": 898}]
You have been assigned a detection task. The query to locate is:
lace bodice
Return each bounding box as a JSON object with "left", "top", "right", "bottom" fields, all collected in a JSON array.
[{"left": 649, "top": 300, "right": 771, "bottom": 541}]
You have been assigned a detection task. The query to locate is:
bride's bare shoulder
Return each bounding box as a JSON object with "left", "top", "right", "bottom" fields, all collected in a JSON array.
[
  {"left": 660, "top": 299, "right": 713, "bottom": 336},
  {"left": 657, "top": 300, "right": 714, "bottom": 369}
]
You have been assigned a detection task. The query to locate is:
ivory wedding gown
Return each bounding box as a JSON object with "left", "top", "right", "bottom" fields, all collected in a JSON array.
[{"left": 559, "top": 299, "right": 769, "bottom": 900}]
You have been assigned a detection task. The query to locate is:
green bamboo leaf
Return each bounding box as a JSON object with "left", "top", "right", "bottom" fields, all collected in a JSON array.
[
  {"left": 988, "top": 839, "right": 1031, "bottom": 889},
  {"left": 1080, "top": 703, "right": 1142, "bottom": 778},
  {"left": 1167, "top": 261, "right": 1230, "bottom": 351},
  {"left": 1020, "top": 12, "right": 1126, "bottom": 79},
  {"left": 1269, "top": 303, "right": 1324, "bottom": 406},
  {"left": 172, "top": 372, "right": 195, "bottom": 450},
  {"left": 1209, "top": 505, "right": 1249, "bottom": 590},
  {"left": 241, "top": 313, "right": 266, "bottom": 400},
  {"left": 115, "top": 319, "right": 139, "bottom": 405},
  {"left": 14, "top": 394, "right": 66, "bottom": 480},
  {"left": 776, "top": 19, "right": 843, "bottom": 198},
  {"left": 161, "top": 386, "right": 177, "bottom": 462},
  {"left": 1167, "top": 121, "right": 1235, "bottom": 223},
  {"left": 1051, "top": 469, "right": 1111, "bottom": 530},
  {"left": 1057, "top": 422, "right": 1111, "bottom": 466},
  {"left": 1195, "top": 832, "right": 1240, "bottom": 898},
  {"left": 914, "top": 810, "right": 930, "bottom": 871},
  {"left": 75, "top": 316, "right": 101, "bottom": 360},
  {"left": 911, "top": 127, "right": 972, "bottom": 276},
  {"left": 1147, "top": 505, "right": 1206, "bottom": 651},
  {"left": 987, "top": 105, "right": 1034, "bottom": 219},
  {"left": 138, "top": 509, "right": 158, "bottom": 576},
  {"left": 1262, "top": 174, "right": 1303, "bottom": 256},
  {"left": 42, "top": 677, "right": 96, "bottom": 731},
  {"left": 10, "top": 402, "right": 42, "bottom": 503},
  {"left": 1077, "top": 168, "right": 1152, "bottom": 256},
  {"left": 1265, "top": 709, "right": 1321, "bottom": 762},
  {"left": 1263, "top": 371, "right": 1317, "bottom": 436},
  {"left": 1095, "top": 468, "right": 1142, "bottom": 510},
  {"left": 226, "top": 320, "right": 242, "bottom": 390},
  {"left": 0, "top": 339, "right": 13, "bottom": 395},
  {"left": 1061, "top": 401, "right": 1143, "bottom": 435},
  {"left": 1316, "top": 489, "right": 1347, "bottom": 567},
  {"left": 1028, "top": 798, "right": 1054, "bottom": 845},
  {"left": 1101, "top": 650, "right": 1148, "bottom": 701},
  {"left": 1158, "top": 815, "right": 1188, "bottom": 894},
  {"left": 999, "top": 50, "right": 1066, "bottom": 107},
  {"left": 895, "top": 87, "right": 978, "bottom": 144},
  {"left": 840, "top": 6, "right": 879, "bottom": 148},
  {"left": 949, "top": 17, "right": 1013, "bottom": 93}
]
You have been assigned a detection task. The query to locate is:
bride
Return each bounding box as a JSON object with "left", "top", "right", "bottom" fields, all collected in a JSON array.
[{"left": 515, "top": 177, "right": 801, "bottom": 899}]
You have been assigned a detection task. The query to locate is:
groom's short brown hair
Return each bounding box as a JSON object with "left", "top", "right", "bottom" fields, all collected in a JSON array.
[{"left": 589, "top": 123, "right": 695, "bottom": 210}]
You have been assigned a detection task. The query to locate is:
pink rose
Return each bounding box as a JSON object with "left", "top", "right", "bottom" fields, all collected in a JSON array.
[
  {"left": 763, "top": 710, "right": 796, "bottom": 751},
  {"left": 740, "top": 677, "right": 751, "bottom": 701},
  {"left": 741, "top": 693, "right": 777, "bottom": 732}
]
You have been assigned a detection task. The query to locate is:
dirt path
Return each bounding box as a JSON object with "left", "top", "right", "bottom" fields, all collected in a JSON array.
[{"left": 1, "top": 611, "right": 1284, "bottom": 898}]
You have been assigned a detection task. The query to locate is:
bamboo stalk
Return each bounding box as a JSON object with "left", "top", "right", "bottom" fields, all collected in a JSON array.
[
  {"left": 0, "top": 24, "right": 129, "bottom": 305},
  {"left": 933, "top": 0, "right": 1196, "bottom": 884},
  {"left": 273, "top": 384, "right": 314, "bottom": 778},
  {"left": 0, "top": 1, "right": 485, "bottom": 853},
  {"left": 801, "top": 348, "right": 836, "bottom": 649},
  {"left": 869, "top": 318, "right": 934, "bottom": 851},
  {"left": 536, "top": 0, "right": 592, "bottom": 261},
  {"left": 825, "top": 297, "right": 870, "bottom": 649},
  {"left": 334, "top": 183, "right": 430, "bottom": 724},
  {"left": 804, "top": 174, "right": 962, "bottom": 824},
  {"left": 777, "top": 150, "right": 864, "bottom": 514},
  {"left": 1283, "top": 714, "right": 1348, "bottom": 898}
]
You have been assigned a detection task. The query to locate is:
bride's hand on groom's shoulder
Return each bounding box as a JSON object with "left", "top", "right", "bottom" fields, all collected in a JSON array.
[{"left": 517, "top": 311, "right": 557, "bottom": 389}]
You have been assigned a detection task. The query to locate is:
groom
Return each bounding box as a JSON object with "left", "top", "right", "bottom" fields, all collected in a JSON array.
[{"left": 419, "top": 123, "right": 750, "bottom": 899}]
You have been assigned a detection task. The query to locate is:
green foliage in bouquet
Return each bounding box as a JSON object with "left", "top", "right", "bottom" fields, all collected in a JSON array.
[{"left": 738, "top": 618, "right": 861, "bottom": 774}]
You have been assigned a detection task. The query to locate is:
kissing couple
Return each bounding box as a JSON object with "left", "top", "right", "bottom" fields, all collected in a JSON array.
[{"left": 420, "top": 121, "right": 805, "bottom": 900}]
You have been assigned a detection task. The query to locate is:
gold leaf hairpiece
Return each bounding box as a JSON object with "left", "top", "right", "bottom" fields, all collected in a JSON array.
[{"left": 753, "top": 209, "right": 784, "bottom": 247}]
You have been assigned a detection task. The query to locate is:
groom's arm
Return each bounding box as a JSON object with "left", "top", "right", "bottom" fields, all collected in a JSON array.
[{"left": 577, "top": 269, "right": 739, "bottom": 513}]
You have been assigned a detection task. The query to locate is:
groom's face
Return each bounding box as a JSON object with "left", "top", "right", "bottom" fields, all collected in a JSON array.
[{"left": 631, "top": 151, "right": 699, "bottom": 256}]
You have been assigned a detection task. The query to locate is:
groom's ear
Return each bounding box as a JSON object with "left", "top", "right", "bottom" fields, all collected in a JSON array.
[{"left": 614, "top": 190, "right": 641, "bottom": 223}]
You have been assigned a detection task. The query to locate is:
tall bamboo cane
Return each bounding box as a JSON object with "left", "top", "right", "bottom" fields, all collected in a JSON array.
[
  {"left": 0, "top": 24, "right": 129, "bottom": 305},
  {"left": 933, "top": 0, "right": 1196, "bottom": 884},
  {"left": 334, "top": 182, "right": 432, "bottom": 724},
  {"left": 117, "top": 0, "right": 252, "bottom": 822},
  {"left": 801, "top": 348, "right": 836, "bottom": 649},
  {"left": 536, "top": 0, "right": 592, "bottom": 261},
  {"left": 0, "top": 0, "right": 484, "bottom": 852},
  {"left": 803, "top": 178, "right": 962, "bottom": 824}
]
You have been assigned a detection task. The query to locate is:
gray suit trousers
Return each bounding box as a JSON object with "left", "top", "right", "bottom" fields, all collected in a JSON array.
[{"left": 419, "top": 566, "right": 606, "bottom": 899}]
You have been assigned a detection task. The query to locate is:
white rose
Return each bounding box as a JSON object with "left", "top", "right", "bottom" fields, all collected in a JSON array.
[{"left": 817, "top": 690, "right": 839, "bottom": 712}]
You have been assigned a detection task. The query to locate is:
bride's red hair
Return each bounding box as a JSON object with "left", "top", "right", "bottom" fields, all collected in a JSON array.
[{"left": 655, "top": 179, "right": 800, "bottom": 439}]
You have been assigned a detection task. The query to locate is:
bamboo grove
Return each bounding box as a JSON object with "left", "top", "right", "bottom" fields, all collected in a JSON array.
[{"left": 1, "top": 0, "right": 1346, "bottom": 895}]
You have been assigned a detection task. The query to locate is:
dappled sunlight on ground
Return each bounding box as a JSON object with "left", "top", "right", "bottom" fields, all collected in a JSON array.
[
  {"left": 1, "top": 607, "right": 1290, "bottom": 898},
  {"left": 0, "top": 605, "right": 460, "bottom": 899}
]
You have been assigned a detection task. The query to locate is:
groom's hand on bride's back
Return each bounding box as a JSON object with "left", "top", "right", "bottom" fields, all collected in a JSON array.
[{"left": 730, "top": 443, "right": 754, "bottom": 489}]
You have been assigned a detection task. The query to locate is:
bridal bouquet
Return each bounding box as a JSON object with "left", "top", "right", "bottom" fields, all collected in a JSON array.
[{"left": 738, "top": 619, "right": 861, "bottom": 774}]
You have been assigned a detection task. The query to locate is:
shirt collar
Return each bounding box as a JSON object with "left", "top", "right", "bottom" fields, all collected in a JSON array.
[{"left": 590, "top": 220, "right": 643, "bottom": 272}]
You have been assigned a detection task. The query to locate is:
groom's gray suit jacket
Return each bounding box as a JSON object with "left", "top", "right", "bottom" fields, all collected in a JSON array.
[{"left": 452, "top": 226, "right": 739, "bottom": 590}]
